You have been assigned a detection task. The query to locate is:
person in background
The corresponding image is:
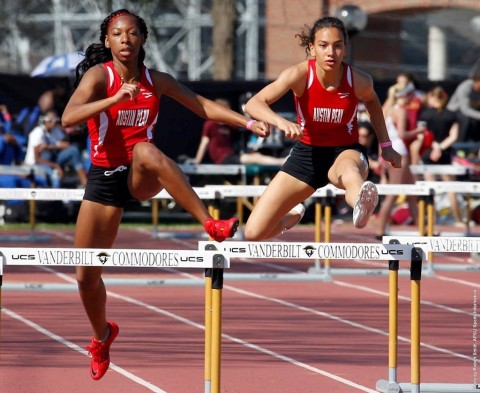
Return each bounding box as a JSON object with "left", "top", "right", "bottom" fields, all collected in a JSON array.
[
  {"left": 193, "top": 98, "right": 286, "bottom": 166},
  {"left": 358, "top": 121, "right": 384, "bottom": 184},
  {"left": 61, "top": 9, "right": 269, "bottom": 381},
  {"left": 242, "top": 16, "right": 401, "bottom": 241},
  {"left": 375, "top": 85, "right": 419, "bottom": 239},
  {"left": 419, "top": 86, "right": 463, "bottom": 225},
  {"left": 0, "top": 104, "right": 24, "bottom": 166},
  {"left": 446, "top": 68, "right": 480, "bottom": 144},
  {"left": 24, "top": 109, "right": 87, "bottom": 188},
  {"left": 382, "top": 72, "right": 425, "bottom": 116}
]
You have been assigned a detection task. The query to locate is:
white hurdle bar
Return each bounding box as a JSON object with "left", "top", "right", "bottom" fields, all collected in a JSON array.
[
  {"left": 383, "top": 235, "right": 480, "bottom": 274},
  {"left": 378, "top": 235, "right": 480, "bottom": 393},
  {"left": 0, "top": 247, "right": 229, "bottom": 269},
  {"left": 416, "top": 181, "right": 480, "bottom": 237},
  {"left": 0, "top": 187, "right": 219, "bottom": 241},
  {"left": 199, "top": 239, "right": 425, "bottom": 282},
  {"left": 410, "top": 164, "right": 470, "bottom": 176}
]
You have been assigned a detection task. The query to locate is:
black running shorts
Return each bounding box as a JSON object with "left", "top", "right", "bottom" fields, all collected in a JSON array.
[
  {"left": 281, "top": 141, "right": 369, "bottom": 189},
  {"left": 83, "top": 164, "right": 135, "bottom": 208}
]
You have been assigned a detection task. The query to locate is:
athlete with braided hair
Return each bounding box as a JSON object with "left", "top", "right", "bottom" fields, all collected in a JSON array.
[{"left": 62, "top": 9, "right": 269, "bottom": 380}]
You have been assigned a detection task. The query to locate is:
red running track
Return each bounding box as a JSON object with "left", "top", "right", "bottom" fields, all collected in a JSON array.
[{"left": 0, "top": 222, "right": 479, "bottom": 392}]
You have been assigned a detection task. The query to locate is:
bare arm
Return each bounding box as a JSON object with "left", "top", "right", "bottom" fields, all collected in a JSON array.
[
  {"left": 354, "top": 68, "right": 402, "bottom": 168},
  {"left": 62, "top": 65, "right": 140, "bottom": 127},
  {"left": 194, "top": 136, "right": 210, "bottom": 164},
  {"left": 152, "top": 71, "right": 270, "bottom": 138},
  {"left": 244, "top": 63, "right": 306, "bottom": 141}
]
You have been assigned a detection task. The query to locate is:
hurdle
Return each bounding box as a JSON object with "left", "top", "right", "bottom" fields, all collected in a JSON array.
[
  {"left": 0, "top": 186, "right": 220, "bottom": 241},
  {"left": 410, "top": 164, "right": 470, "bottom": 177},
  {"left": 416, "top": 181, "right": 480, "bottom": 237},
  {"left": 0, "top": 188, "right": 84, "bottom": 242},
  {"left": 376, "top": 236, "right": 480, "bottom": 393},
  {"left": 203, "top": 183, "right": 436, "bottom": 279},
  {"left": 0, "top": 245, "right": 229, "bottom": 393},
  {"left": 199, "top": 239, "right": 425, "bottom": 392}
]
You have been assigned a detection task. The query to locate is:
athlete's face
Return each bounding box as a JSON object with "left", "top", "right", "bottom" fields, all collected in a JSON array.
[
  {"left": 105, "top": 15, "right": 145, "bottom": 62},
  {"left": 309, "top": 27, "right": 346, "bottom": 70}
]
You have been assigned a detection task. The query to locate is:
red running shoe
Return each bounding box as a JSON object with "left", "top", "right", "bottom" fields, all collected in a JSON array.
[
  {"left": 204, "top": 217, "right": 239, "bottom": 242},
  {"left": 86, "top": 321, "right": 119, "bottom": 380}
]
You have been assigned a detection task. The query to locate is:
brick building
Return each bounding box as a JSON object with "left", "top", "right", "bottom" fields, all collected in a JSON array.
[{"left": 265, "top": 0, "right": 480, "bottom": 82}]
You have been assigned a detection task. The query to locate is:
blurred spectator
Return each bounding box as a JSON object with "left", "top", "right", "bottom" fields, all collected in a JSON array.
[
  {"left": 192, "top": 99, "right": 286, "bottom": 166},
  {"left": 419, "top": 86, "right": 463, "bottom": 224},
  {"left": 357, "top": 121, "right": 383, "bottom": 184},
  {"left": 382, "top": 72, "right": 425, "bottom": 115},
  {"left": 375, "top": 88, "right": 418, "bottom": 239},
  {"left": 13, "top": 88, "right": 67, "bottom": 142},
  {"left": 446, "top": 68, "right": 480, "bottom": 143},
  {"left": 393, "top": 83, "right": 430, "bottom": 167},
  {"left": 24, "top": 109, "right": 87, "bottom": 188},
  {"left": 0, "top": 104, "right": 24, "bottom": 166}
]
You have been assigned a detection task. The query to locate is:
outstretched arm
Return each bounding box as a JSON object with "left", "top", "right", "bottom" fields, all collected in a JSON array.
[
  {"left": 153, "top": 71, "right": 270, "bottom": 138},
  {"left": 354, "top": 69, "right": 402, "bottom": 169},
  {"left": 245, "top": 64, "right": 305, "bottom": 141},
  {"left": 194, "top": 136, "right": 210, "bottom": 164}
]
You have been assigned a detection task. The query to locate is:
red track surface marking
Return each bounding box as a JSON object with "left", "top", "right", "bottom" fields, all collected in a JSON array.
[{"left": 1, "top": 222, "right": 479, "bottom": 392}]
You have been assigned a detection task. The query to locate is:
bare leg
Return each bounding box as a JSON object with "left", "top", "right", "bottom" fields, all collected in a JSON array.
[
  {"left": 240, "top": 152, "right": 286, "bottom": 166},
  {"left": 244, "top": 171, "right": 314, "bottom": 240},
  {"left": 327, "top": 149, "right": 369, "bottom": 207},
  {"left": 129, "top": 143, "right": 211, "bottom": 223},
  {"left": 75, "top": 200, "right": 123, "bottom": 340}
]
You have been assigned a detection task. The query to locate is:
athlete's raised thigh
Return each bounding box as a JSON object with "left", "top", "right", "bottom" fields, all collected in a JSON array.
[
  {"left": 328, "top": 149, "right": 367, "bottom": 186},
  {"left": 129, "top": 142, "right": 165, "bottom": 199}
]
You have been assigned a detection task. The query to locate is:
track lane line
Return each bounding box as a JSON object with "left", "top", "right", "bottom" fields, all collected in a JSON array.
[{"left": 1, "top": 307, "right": 167, "bottom": 393}]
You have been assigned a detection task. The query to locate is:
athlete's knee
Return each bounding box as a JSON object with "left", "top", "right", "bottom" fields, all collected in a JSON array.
[
  {"left": 133, "top": 142, "right": 160, "bottom": 161},
  {"left": 133, "top": 143, "right": 171, "bottom": 170},
  {"left": 243, "top": 223, "right": 267, "bottom": 241},
  {"left": 76, "top": 268, "right": 102, "bottom": 292}
]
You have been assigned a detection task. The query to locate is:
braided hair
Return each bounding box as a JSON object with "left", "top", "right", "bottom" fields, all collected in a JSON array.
[{"left": 74, "top": 9, "right": 148, "bottom": 87}]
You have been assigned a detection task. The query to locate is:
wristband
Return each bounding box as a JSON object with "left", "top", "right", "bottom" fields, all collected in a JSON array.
[
  {"left": 379, "top": 141, "right": 392, "bottom": 148},
  {"left": 246, "top": 119, "right": 256, "bottom": 130}
]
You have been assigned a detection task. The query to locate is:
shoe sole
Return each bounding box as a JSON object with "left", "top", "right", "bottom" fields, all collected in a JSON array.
[
  {"left": 353, "top": 182, "right": 378, "bottom": 229},
  {"left": 229, "top": 219, "right": 239, "bottom": 238}
]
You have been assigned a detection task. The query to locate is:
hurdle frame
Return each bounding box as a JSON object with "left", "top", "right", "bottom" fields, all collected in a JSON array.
[
  {"left": 377, "top": 236, "right": 480, "bottom": 393},
  {"left": 199, "top": 240, "right": 426, "bottom": 392},
  {"left": 0, "top": 246, "right": 229, "bottom": 393}
]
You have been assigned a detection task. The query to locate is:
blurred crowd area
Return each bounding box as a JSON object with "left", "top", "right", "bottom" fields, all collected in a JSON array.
[{"left": 0, "top": 68, "right": 480, "bottom": 227}]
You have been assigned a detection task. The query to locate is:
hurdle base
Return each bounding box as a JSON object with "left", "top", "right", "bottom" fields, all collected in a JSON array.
[
  {"left": 0, "top": 234, "right": 51, "bottom": 243},
  {"left": 376, "top": 379, "right": 402, "bottom": 393},
  {"left": 377, "top": 381, "right": 480, "bottom": 393},
  {"left": 398, "top": 383, "right": 479, "bottom": 392},
  {"left": 224, "top": 272, "right": 333, "bottom": 281},
  {"left": 307, "top": 265, "right": 333, "bottom": 281},
  {"left": 433, "top": 263, "right": 480, "bottom": 272},
  {"left": 151, "top": 231, "right": 208, "bottom": 240}
]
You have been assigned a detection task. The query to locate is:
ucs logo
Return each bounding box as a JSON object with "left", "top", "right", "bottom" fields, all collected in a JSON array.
[
  {"left": 12, "top": 254, "right": 35, "bottom": 260},
  {"left": 383, "top": 250, "right": 404, "bottom": 256},
  {"left": 226, "top": 247, "right": 246, "bottom": 253},
  {"left": 180, "top": 256, "right": 204, "bottom": 262}
]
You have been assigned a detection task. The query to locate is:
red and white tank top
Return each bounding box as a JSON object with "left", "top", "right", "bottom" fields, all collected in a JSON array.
[
  {"left": 87, "top": 61, "right": 160, "bottom": 167},
  {"left": 294, "top": 59, "right": 359, "bottom": 146}
]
